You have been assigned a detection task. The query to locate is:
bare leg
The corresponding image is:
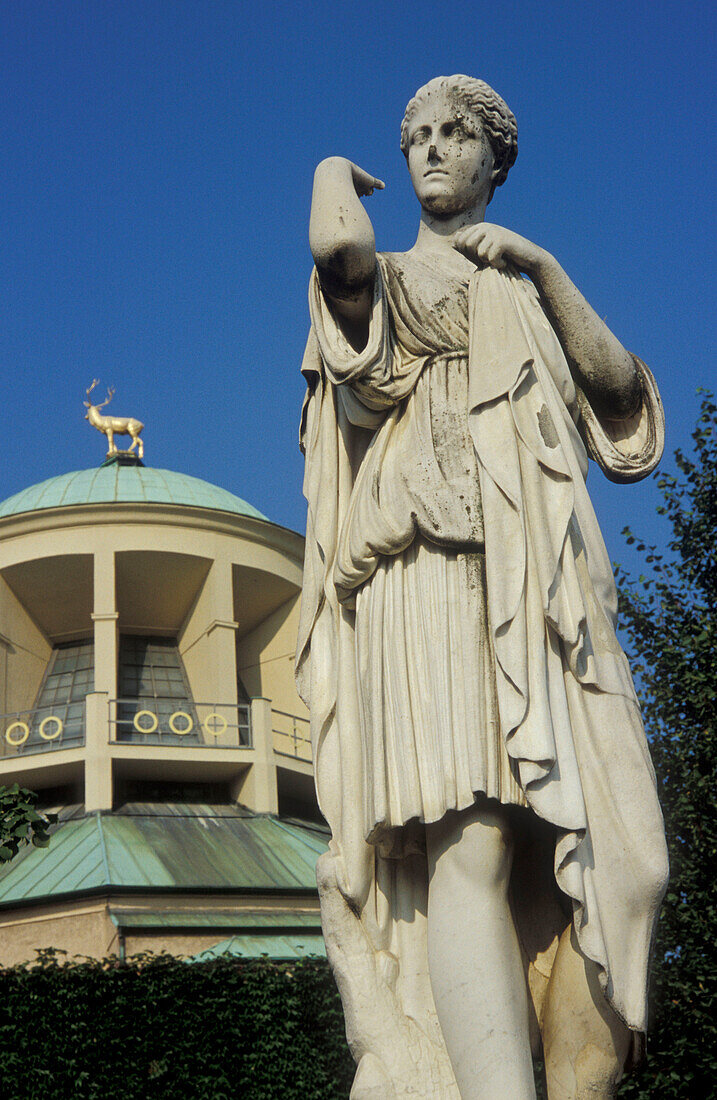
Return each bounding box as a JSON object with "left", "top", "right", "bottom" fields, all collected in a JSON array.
[
  {"left": 542, "top": 923, "right": 632, "bottom": 1099},
  {"left": 426, "top": 802, "right": 536, "bottom": 1100}
]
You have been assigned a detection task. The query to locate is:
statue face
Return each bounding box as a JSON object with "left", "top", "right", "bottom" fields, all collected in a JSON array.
[{"left": 406, "top": 88, "right": 497, "bottom": 217}]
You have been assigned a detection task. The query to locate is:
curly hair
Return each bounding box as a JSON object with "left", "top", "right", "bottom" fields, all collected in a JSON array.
[{"left": 400, "top": 76, "right": 518, "bottom": 198}]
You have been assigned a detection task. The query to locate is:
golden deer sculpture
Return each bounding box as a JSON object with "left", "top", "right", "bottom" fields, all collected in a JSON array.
[{"left": 84, "top": 380, "right": 144, "bottom": 459}]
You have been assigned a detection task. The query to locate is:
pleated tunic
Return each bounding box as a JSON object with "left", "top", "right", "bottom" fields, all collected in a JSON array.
[
  {"left": 314, "top": 250, "right": 527, "bottom": 849},
  {"left": 301, "top": 250, "right": 669, "bottom": 1037}
]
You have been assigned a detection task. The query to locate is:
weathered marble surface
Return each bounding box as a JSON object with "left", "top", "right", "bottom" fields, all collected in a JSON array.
[{"left": 297, "top": 76, "right": 668, "bottom": 1099}]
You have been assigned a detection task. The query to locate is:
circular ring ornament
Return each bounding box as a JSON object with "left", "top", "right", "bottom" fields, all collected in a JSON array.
[
  {"left": 169, "top": 711, "right": 193, "bottom": 736},
  {"left": 133, "top": 710, "right": 158, "bottom": 734},
  {"left": 203, "top": 712, "right": 227, "bottom": 738},
  {"left": 5, "top": 721, "right": 30, "bottom": 747},
  {"left": 39, "top": 716, "right": 63, "bottom": 741}
]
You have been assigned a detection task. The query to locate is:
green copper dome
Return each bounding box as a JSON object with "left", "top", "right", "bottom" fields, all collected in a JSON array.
[{"left": 0, "top": 465, "right": 268, "bottom": 521}]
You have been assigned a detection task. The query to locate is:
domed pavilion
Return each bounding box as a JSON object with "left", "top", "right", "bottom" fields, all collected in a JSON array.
[{"left": 0, "top": 453, "right": 324, "bottom": 965}]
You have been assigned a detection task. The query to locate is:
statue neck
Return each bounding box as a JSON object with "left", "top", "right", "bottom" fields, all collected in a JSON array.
[{"left": 413, "top": 202, "right": 489, "bottom": 257}]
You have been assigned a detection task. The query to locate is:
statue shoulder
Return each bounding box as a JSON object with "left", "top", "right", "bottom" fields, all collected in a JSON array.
[
  {"left": 376, "top": 249, "right": 437, "bottom": 293},
  {"left": 377, "top": 250, "right": 411, "bottom": 275}
]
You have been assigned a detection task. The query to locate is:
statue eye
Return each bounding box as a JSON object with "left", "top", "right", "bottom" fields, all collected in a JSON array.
[
  {"left": 444, "top": 120, "right": 474, "bottom": 142},
  {"left": 411, "top": 127, "right": 430, "bottom": 146}
]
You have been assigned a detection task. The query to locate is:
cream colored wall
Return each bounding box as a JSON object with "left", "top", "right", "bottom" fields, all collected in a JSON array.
[
  {"left": 0, "top": 511, "right": 304, "bottom": 591},
  {"left": 0, "top": 505, "right": 308, "bottom": 803},
  {"left": 0, "top": 574, "right": 51, "bottom": 719},
  {"left": 0, "top": 904, "right": 221, "bottom": 966},
  {"left": 179, "top": 560, "right": 238, "bottom": 745},
  {"left": 236, "top": 595, "right": 306, "bottom": 718},
  {"left": 0, "top": 893, "right": 322, "bottom": 965},
  {"left": 124, "top": 930, "right": 234, "bottom": 957},
  {"left": 0, "top": 901, "right": 118, "bottom": 967},
  {"left": 0, "top": 917, "right": 246, "bottom": 965}
]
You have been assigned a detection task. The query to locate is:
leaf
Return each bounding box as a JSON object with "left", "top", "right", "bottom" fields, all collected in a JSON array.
[{"left": 616, "top": 393, "right": 717, "bottom": 1096}]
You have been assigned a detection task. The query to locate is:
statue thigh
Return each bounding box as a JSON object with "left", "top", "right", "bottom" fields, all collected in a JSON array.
[
  {"left": 425, "top": 801, "right": 633, "bottom": 1098},
  {"left": 509, "top": 807, "right": 633, "bottom": 1098},
  {"left": 540, "top": 924, "right": 632, "bottom": 1099},
  {"left": 425, "top": 801, "right": 537, "bottom": 1099}
]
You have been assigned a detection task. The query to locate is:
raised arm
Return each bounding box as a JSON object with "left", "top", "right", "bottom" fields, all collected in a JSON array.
[
  {"left": 454, "top": 224, "right": 642, "bottom": 420},
  {"left": 309, "top": 157, "right": 384, "bottom": 351}
]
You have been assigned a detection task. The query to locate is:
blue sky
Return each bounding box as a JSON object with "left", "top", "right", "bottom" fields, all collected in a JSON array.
[{"left": 0, "top": 1, "right": 714, "bottom": 577}]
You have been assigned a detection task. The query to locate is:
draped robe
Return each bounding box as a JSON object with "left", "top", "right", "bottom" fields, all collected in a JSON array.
[{"left": 296, "top": 252, "right": 668, "bottom": 1094}]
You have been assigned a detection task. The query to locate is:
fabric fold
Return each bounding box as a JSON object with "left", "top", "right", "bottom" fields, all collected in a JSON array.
[{"left": 297, "top": 255, "right": 668, "bottom": 1041}]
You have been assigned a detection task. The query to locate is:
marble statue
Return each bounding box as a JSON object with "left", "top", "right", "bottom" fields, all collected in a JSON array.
[{"left": 296, "top": 76, "right": 668, "bottom": 1099}]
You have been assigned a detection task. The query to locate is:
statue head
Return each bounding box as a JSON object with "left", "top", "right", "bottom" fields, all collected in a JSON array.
[{"left": 400, "top": 76, "right": 518, "bottom": 215}]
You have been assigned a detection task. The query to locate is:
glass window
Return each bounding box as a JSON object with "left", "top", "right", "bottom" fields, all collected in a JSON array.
[
  {"left": 117, "top": 636, "right": 198, "bottom": 744},
  {"left": 237, "top": 673, "right": 250, "bottom": 704},
  {"left": 28, "top": 641, "right": 94, "bottom": 749}
]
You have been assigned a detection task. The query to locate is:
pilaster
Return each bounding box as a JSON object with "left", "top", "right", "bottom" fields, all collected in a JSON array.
[
  {"left": 84, "top": 692, "right": 112, "bottom": 812},
  {"left": 180, "top": 559, "right": 239, "bottom": 739},
  {"left": 92, "top": 549, "right": 118, "bottom": 700},
  {"left": 238, "top": 697, "right": 278, "bottom": 813}
]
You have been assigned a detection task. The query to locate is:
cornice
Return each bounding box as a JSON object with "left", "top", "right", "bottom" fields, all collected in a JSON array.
[{"left": 0, "top": 502, "right": 305, "bottom": 565}]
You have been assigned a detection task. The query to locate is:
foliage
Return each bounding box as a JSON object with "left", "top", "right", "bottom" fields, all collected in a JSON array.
[
  {"left": 0, "top": 784, "right": 55, "bottom": 863},
  {"left": 0, "top": 949, "right": 353, "bottom": 1100},
  {"left": 2, "top": 404, "right": 714, "bottom": 1098},
  {"left": 615, "top": 393, "right": 716, "bottom": 1097}
]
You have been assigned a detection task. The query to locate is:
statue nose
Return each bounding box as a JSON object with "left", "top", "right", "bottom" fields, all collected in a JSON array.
[{"left": 428, "top": 143, "right": 438, "bottom": 162}]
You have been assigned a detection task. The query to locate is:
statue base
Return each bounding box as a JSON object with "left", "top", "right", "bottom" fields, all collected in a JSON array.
[{"left": 101, "top": 452, "right": 145, "bottom": 468}]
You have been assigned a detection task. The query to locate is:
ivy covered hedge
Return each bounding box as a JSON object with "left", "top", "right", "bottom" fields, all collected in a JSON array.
[{"left": 0, "top": 950, "right": 354, "bottom": 1100}]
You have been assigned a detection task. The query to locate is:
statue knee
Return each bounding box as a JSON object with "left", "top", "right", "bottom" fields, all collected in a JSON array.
[
  {"left": 427, "top": 804, "right": 514, "bottom": 893},
  {"left": 625, "top": 835, "right": 669, "bottom": 919},
  {"left": 648, "top": 835, "right": 670, "bottom": 902}
]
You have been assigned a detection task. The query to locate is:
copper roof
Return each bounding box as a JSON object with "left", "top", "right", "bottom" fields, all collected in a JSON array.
[{"left": 0, "top": 803, "right": 328, "bottom": 907}]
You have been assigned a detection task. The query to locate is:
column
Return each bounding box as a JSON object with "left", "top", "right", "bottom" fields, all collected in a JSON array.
[
  {"left": 92, "top": 549, "right": 118, "bottom": 699},
  {"left": 0, "top": 634, "right": 9, "bottom": 717},
  {"left": 233, "top": 697, "right": 278, "bottom": 813},
  {"left": 87, "top": 549, "right": 117, "bottom": 812},
  {"left": 85, "top": 692, "right": 112, "bottom": 812}
]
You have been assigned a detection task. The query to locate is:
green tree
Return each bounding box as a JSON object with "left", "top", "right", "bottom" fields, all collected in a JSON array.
[
  {"left": 616, "top": 393, "right": 716, "bottom": 1096},
  {"left": 0, "top": 784, "right": 54, "bottom": 863}
]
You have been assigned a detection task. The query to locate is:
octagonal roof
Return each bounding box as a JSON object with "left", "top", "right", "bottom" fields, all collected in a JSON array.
[
  {"left": 0, "top": 465, "right": 267, "bottom": 521},
  {"left": 0, "top": 804, "right": 329, "bottom": 905}
]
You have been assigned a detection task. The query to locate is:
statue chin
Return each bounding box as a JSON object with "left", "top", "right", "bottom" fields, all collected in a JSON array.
[{"left": 417, "top": 191, "right": 469, "bottom": 218}]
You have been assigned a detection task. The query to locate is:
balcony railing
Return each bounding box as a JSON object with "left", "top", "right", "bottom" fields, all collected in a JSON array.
[
  {"left": 0, "top": 705, "right": 85, "bottom": 759},
  {"left": 108, "top": 698, "right": 252, "bottom": 748},
  {"left": 272, "top": 709, "right": 312, "bottom": 762},
  {"left": 0, "top": 698, "right": 310, "bottom": 767}
]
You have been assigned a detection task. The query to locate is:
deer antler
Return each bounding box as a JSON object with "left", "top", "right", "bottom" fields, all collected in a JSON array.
[
  {"left": 97, "top": 386, "right": 115, "bottom": 410},
  {"left": 84, "top": 379, "right": 101, "bottom": 408}
]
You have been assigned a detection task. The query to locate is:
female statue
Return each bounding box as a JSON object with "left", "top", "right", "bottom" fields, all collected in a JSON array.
[{"left": 296, "top": 76, "right": 668, "bottom": 1099}]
